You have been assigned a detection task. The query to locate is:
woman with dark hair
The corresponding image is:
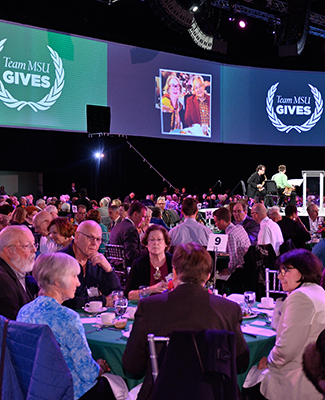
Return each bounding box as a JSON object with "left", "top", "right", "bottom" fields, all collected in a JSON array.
[
  {"left": 10, "top": 207, "right": 27, "bottom": 225},
  {"left": 244, "top": 249, "right": 325, "bottom": 400},
  {"left": 48, "top": 217, "right": 75, "bottom": 249},
  {"left": 124, "top": 225, "right": 172, "bottom": 300}
]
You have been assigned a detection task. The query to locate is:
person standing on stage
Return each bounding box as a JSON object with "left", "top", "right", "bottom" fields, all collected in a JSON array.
[
  {"left": 247, "top": 164, "right": 267, "bottom": 202},
  {"left": 272, "top": 164, "right": 296, "bottom": 206}
]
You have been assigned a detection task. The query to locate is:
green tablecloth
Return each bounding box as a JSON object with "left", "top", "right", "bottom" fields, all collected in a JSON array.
[{"left": 82, "top": 306, "right": 276, "bottom": 391}]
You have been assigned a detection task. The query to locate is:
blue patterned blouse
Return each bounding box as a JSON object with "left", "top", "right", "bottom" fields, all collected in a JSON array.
[{"left": 17, "top": 296, "right": 100, "bottom": 400}]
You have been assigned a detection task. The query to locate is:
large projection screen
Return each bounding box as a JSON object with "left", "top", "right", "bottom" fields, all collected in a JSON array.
[{"left": 0, "top": 20, "right": 108, "bottom": 132}]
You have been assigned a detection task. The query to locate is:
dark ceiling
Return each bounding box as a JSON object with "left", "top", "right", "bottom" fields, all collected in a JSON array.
[{"left": 1, "top": 0, "right": 325, "bottom": 72}]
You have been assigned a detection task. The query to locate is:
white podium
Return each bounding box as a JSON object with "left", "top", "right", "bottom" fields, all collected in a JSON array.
[{"left": 301, "top": 170, "right": 325, "bottom": 212}]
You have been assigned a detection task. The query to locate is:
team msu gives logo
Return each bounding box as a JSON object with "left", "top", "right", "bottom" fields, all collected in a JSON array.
[
  {"left": 0, "top": 38, "right": 65, "bottom": 112},
  {"left": 266, "top": 82, "right": 323, "bottom": 133}
]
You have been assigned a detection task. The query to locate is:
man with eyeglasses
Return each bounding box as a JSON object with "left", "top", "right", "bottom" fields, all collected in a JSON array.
[
  {"left": 33, "top": 210, "right": 58, "bottom": 253},
  {"left": 0, "top": 225, "right": 38, "bottom": 319},
  {"left": 184, "top": 75, "right": 211, "bottom": 135},
  {"left": 232, "top": 201, "right": 260, "bottom": 245},
  {"left": 59, "top": 220, "right": 121, "bottom": 309}
]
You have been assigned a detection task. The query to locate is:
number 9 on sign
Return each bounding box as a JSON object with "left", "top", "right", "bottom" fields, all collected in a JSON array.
[{"left": 214, "top": 237, "right": 221, "bottom": 246}]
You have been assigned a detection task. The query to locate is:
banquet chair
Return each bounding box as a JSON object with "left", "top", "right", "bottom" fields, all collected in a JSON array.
[
  {"left": 105, "top": 244, "right": 128, "bottom": 286},
  {"left": 0, "top": 316, "right": 73, "bottom": 400},
  {"left": 148, "top": 330, "right": 238, "bottom": 400},
  {"left": 264, "top": 180, "right": 280, "bottom": 207},
  {"left": 265, "top": 268, "right": 286, "bottom": 297}
]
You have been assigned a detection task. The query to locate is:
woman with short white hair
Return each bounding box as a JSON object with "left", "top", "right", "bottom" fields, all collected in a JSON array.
[{"left": 17, "top": 252, "right": 116, "bottom": 400}]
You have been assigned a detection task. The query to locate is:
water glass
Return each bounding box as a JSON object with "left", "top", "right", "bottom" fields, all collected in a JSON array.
[
  {"left": 139, "top": 285, "right": 150, "bottom": 299},
  {"left": 244, "top": 291, "right": 256, "bottom": 313},
  {"left": 114, "top": 297, "right": 128, "bottom": 320}
]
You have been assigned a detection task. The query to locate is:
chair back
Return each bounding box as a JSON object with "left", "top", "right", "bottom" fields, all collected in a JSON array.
[
  {"left": 147, "top": 334, "right": 170, "bottom": 383},
  {"left": 149, "top": 330, "right": 238, "bottom": 400},
  {"left": 105, "top": 244, "right": 128, "bottom": 285},
  {"left": 265, "top": 268, "right": 286, "bottom": 296},
  {"left": 0, "top": 316, "right": 73, "bottom": 400},
  {"left": 265, "top": 180, "right": 278, "bottom": 194}
]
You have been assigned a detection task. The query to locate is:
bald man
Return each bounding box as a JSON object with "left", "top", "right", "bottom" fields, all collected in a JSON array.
[
  {"left": 251, "top": 203, "right": 284, "bottom": 256},
  {"left": 33, "top": 210, "right": 58, "bottom": 253},
  {"left": 59, "top": 220, "right": 121, "bottom": 309}
]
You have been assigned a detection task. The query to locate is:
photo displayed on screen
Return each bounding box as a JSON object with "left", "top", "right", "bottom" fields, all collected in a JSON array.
[{"left": 159, "top": 69, "right": 212, "bottom": 138}]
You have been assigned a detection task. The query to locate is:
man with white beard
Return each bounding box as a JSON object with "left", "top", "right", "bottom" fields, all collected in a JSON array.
[{"left": 0, "top": 225, "right": 37, "bottom": 319}]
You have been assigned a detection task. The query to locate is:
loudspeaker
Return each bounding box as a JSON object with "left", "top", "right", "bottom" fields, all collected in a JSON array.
[{"left": 86, "top": 105, "right": 111, "bottom": 134}]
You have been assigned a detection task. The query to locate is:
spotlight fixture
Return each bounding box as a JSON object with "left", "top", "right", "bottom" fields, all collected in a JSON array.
[
  {"left": 239, "top": 20, "right": 247, "bottom": 28},
  {"left": 95, "top": 152, "right": 104, "bottom": 159},
  {"left": 190, "top": 4, "right": 199, "bottom": 13}
]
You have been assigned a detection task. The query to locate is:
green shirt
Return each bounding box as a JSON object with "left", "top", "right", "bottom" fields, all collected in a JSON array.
[{"left": 271, "top": 172, "right": 289, "bottom": 189}]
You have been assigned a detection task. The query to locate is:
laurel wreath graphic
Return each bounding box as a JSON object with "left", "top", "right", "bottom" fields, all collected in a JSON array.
[
  {"left": 0, "top": 38, "right": 65, "bottom": 112},
  {"left": 266, "top": 82, "right": 323, "bottom": 133}
]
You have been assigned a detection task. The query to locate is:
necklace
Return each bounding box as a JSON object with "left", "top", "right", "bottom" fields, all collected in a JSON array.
[{"left": 153, "top": 266, "right": 161, "bottom": 280}]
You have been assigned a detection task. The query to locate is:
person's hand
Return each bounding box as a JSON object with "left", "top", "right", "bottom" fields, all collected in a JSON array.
[
  {"left": 105, "top": 294, "right": 114, "bottom": 307},
  {"left": 89, "top": 252, "right": 112, "bottom": 273},
  {"left": 257, "top": 356, "right": 268, "bottom": 370},
  {"left": 97, "top": 358, "right": 110, "bottom": 375},
  {"left": 150, "top": 281, "right": 168, "bottom": 294},
  {"left": 219, "top": 268, "right": 229, "bottom": 276}
]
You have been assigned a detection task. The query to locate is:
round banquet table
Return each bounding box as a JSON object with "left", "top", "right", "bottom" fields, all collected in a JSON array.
[{"left": 81, "top": 306, "right": 276, "bottom": 391}]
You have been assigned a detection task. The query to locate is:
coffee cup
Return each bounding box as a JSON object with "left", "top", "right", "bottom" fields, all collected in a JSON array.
[
  {"left": 127, "top": 306, "right": 137, "bottom": 319},
  {"left": 85, "top": 301, "right": 102, "bottom": 312},
  {"left": 96, "top": 312, "right": 115, "bottom": 326},
  {"left": 260, "top": 297, "right": 274, "bottom": 308}
]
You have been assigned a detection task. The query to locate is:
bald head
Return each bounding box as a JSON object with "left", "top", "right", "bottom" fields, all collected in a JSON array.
[
  {"left": 251, "top": 203, "right": 267, "bottom": 224},
  {"left": 33, "top": 211, "right": 52, "bottom": 236},
  {"left": 74, "top": 220, "right": 102, "bottom": 257}
]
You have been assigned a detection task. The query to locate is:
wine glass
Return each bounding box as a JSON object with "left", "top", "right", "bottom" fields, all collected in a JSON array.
[
  {"left": 114, "top": 297, "right": 128, "bottom": 320},
  {"left": 244, "top": 291, "right": 256, "bottom": 314},
  {"left": 139, "top": 285, "right": 150, "bottom": 299}
]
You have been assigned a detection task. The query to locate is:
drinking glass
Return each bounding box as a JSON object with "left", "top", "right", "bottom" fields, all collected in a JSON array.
[
  {"left": 114, "top": 297, "right": 128, "bottom": 320},
  {"left": 111, "top": 290, "right": 124, "bottom": 302},
  {"left": 139, "top": 285, "right": 150, "bottom": 299},
  {"left": 244, "top": 291, "right": 256, "bottom": 313}
]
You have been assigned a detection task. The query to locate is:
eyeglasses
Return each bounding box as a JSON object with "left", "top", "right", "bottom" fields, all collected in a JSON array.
[
  {"left": 34, "top": 219, "right": 49, "bottom": 230},
  {"left": 278, "top": 266, "right": 294, "bottom": 277},
  {"left": 233, "top": 210, "right": 244, "bottom": 214},
  {"left": 149, "top": 238, "right": 164, "bottom": 243},
  {"left": 77, "top": 231, "right": 102, "bottom": 244},
  {"left": 170, "top": 84, "right": 180, "bottom": 90},
  {"left": 7, "top": 243, "right": 38, "bottom": 251}
]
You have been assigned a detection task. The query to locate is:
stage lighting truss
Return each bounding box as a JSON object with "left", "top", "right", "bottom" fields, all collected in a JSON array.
[{"left": 211, "top": 0, "right": 325, "bottom": 38}]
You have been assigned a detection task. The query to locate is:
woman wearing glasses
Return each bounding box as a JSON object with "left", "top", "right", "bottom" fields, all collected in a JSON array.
[
  {"left": 244, "top": 249, "right": 325, "bottom": 400},
  {"left": 161, "top": 74, "right": 184, "bottom": 133},
  {"left": 124, "top": 225, "right": 172, "bottom": 300}
]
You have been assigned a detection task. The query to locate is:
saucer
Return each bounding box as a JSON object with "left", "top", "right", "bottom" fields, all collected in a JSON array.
[
  {"left": 242, "top": 313, "right": 258, "bottom": 320},
  {"left": 257, "top": 303, "right": 275, "bottom": 310},
  {"left": 84, "top": 306, "right": 107, "bottom": 313}
]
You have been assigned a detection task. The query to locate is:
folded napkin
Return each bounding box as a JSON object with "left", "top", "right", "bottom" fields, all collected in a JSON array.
[
  {"left": 226, "top": 293, "right": 244, "bottom": 304},
  {"left": 241, "top": 325, "right": 276, "bottom": 337}
]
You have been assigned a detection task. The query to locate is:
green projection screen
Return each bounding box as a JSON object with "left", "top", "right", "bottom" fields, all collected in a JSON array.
[{"left": 0, "top": 20, "right": 108, "bottom": 132}]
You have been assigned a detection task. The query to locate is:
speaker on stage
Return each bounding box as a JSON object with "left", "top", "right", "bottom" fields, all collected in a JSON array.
[{"left": 86, "top": 105, "right": 111, "bottom": 134}]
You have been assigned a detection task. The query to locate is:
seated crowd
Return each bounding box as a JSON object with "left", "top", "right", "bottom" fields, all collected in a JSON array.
[{"left": 1, "top": 185, "right": 325, "bottom": 400}]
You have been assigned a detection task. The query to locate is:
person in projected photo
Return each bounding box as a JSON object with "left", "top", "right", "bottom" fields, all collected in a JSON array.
[
  {"left": 184, "top": 75, "right": 210, "bottom": 135},
  {"left": 161, "top": 75, "right": 185, "bottom": 132}
]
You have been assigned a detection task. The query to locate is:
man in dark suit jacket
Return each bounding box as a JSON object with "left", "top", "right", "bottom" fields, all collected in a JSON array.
[
  {"left": 247, "top": 164, "right": 266, "bottom": 200},
  {"left": 277, "top": 205, "right": 311, "bottom": 249},
  {"left": 0, "top": 225, "right": 37, "bottom": 320},
  {"left": 232, "top": 201, "right": 260, "bottom": 245},
  {"left": 109, "top": 201, "right": 147, "bottom": 269},
  {"left": 108, "top": 204, "right": 122, "bottom": 231},
  {"left": 122, "top": 242, "right": 249, "bottom": 400}
]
